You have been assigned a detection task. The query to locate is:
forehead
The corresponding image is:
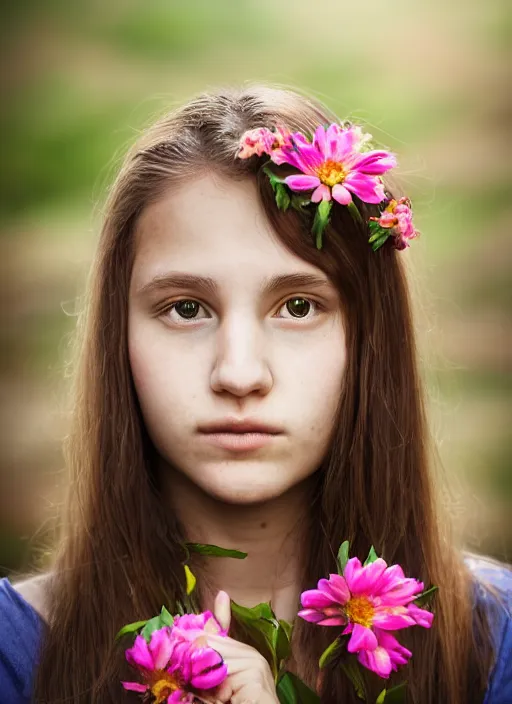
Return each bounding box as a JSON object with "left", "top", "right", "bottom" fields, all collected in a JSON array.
[{"left": 131, "top": 172, "right": 323, "bottom": 287}]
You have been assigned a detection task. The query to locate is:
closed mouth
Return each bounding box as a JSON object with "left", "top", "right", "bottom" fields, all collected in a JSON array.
[{"left": 198, "top": 420, "right": 283, "bottom": 435}]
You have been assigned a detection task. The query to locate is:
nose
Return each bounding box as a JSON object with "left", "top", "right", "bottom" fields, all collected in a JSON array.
[{"left": 210, "top": 314, "right": 273, "bottom": 398}]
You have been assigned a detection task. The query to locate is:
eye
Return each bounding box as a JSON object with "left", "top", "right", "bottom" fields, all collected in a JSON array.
[
  {"left": 163, "top": 299, "right": 210, "bottom": 322},
  {"left": 277, "top": 297, "right": 320, "bottom": 319}
]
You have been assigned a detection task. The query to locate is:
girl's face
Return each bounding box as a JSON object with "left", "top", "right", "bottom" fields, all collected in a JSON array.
[{"left": 128, "top": 173, "right": 347, "bottom": 504}]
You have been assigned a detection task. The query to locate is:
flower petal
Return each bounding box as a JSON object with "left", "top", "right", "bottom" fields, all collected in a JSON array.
[
  {"left": 313, "top": 125, "right": 328, "bottom": 157},
  {"left": 348, "top": 558, "right": 388, "bottom": 595},
  {"left": 343, "top": 557, "right": 364, "bottom": 591},
  {"left": 407, "top": 603, "right": 434, "bottom": 628},
  {"left": 311, "top": 184, "right": 332, "bottom": 202},
  {"left": 297, "top": 608, "right": 328, "bottom": 623},
  {"left": 357, "top": 645, "right": 393, "bottom": 678},
  {"left": 344, "top": 172, "right": 385, "bottom": 204},
  {"left": 190, "top": 647, "right": 228, "bottom": 689},
  {"left": 374, "top": 629, "right": 412, "bottom": 670},
  {"left": 328, "top": 124, "right": 357, "bottom": 161},
  {"left": 149, "top": 627, "right": 174, "bottom": 670},
  {"left": 277, "top": 146, "right": 311, "bottom": 173},
  {"left": 331, "top": 183, "right": 352, "bottom": 205},
  {"left": 352, "top": 150, "right": 397, "bottom": 175},
  {"left": 125, "top": 634, "right": 154, "bottom": 671},
  {"left": 300, "top": 588, "right": 336, "bottom": 610},
  {"left": 377, "top": 576, "right": 424, "bottom": 605},
  {"left": 373, "top": 606, "right": 416, "bottom": 630},
  {"left": 315, "top": 616, "right": 347, "bottom": 626},
  {"left": 318, "top": 574, "right": 350, "bottom": 605},
  {"left": 121, "top": 681, "right": 148, "bottom": 692},
  {"left": 347, "top": 623, "right": 378, "bottom": 653},
  {"left": 284, "top": 174, "right": 321, "bottom": 191}
]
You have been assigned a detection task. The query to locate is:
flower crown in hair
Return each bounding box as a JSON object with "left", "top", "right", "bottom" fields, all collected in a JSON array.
[{"left": 236, "top": 123, "right": 419, "bottom": 251}]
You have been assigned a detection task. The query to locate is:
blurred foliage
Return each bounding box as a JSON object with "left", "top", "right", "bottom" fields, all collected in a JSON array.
[{"left": 0, "top": 0, "right": 510, "bottom": 576}]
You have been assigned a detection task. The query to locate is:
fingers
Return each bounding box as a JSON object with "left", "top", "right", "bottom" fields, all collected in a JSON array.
[
  {"left": 214, "top": 590, "right": 232, "bottom": 632},
  {"left": 207, "top": 634, "right": 259, "bottom": 658}
]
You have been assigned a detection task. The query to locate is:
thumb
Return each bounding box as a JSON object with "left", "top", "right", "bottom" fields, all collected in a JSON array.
[{"left": 213, "top": 590, "right": 231, "bottom": 632}]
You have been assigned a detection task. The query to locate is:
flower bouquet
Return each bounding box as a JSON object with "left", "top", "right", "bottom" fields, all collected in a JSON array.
[{"left": 115, "top": 541, "right": 436, "bottom": 703}]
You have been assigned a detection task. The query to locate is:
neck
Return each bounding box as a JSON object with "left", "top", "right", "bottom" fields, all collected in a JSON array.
[{"left": 159, "top": 465, "right": 312, "bottom": 621}]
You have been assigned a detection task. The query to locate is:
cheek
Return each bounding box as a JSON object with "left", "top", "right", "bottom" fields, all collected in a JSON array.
[
  {"left": 128, "top": 329, "right": 188, "bottom": 422},
  {"left": 279, "top": 323, "right": 347, "bottom": 463}
]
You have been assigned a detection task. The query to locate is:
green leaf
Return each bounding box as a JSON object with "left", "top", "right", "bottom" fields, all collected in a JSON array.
[
  {"left": 364, "top": 545, "right": 379, "bottom": 566},
  {"left": 347, "top": 201, "right": 363, "bottom": 224},
  {"left": 141, "top": 614, "right": 165, "bottom": 642},
  {"left": 291, "top": 193, "right": 311, "bottom": 211},
  {"left": 230, "top": 599, "right": 280, "bottom": 677},
  {"left": 114, "top": 619, "right": 148, "bottom": 641},
  {"left": 337, "top": 540, "right": 350, "bottom": 575},
  {"left": 341, "top": 660, "right": 367, "bottom": 700},
  {"left": 319, "top": 637, "right": 342, "bottom": 669},
  {"left": 184, "top": 564, "right": 196, "bottom": 595},
  {"left": 376, "top": 690, "right": 387, "bottom": 704},
  {"left": 262, "top": 165, "right": 285, "bottom": 192},
  {"left": 414, "top": 585, "right": 438, "bottom": 607},
  {"left": 279, "top": 618, "right": 293, "bottom": 642},
  {"left": 368, "top": 225, "right": 389, "bottom": 243},
  {"left": 378, "top": 682, "right": 407, "bottom": 704},
  {"left": 276, "top": 673, "right": 298, "bottom": 704},
  {"left": 277, "top": 672, "right": 320, "bottom": 704},
  {"left": 230, "top": 600, "right": 275, "bottom": 621},
  {"left": 276, "top": 183, "right": 291, "bottom": 211},
  {"left": 160, "top": 605, "right": 175, "bottom": 627},
  {"left": 275, "top": 621, "right": 292, "bottom": 662},
  {"left": 368, "top": 219, "right": 383, "bottom": 236},
  {"left": 186, "top": 543, "right": 248, "bottom": 559},
  {"left": 370, "top": 233, "right": 390, "bottom": 252},
  {"left": 312, "top": 200, "right": 333, "bottom": 249}
]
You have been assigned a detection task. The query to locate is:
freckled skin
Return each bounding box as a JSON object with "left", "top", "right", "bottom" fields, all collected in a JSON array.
[{"left": 128, "top": 173, "right": 347, "bottom": 505}]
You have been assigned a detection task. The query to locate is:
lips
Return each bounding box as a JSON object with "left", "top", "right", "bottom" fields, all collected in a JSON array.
[
  {"left": 197, "top": 419, "right": 283, "bottom": 452},
  {"left": 198, "top": 418, "right": 283, "bottom": 435}
]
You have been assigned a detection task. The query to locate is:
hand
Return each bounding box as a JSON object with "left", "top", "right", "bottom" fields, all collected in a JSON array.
[{"left": 204, "top": 590, "right": 280, "bottom": 704}]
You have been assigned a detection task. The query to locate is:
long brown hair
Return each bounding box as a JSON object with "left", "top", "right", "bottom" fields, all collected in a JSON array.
[{"left": 33, "top": 84, "right": 494, "bottom": 703}]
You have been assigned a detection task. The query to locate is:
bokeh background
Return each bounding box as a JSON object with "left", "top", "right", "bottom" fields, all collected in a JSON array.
[{"left": 1, "top": 0, "right": 510, "bottom": 577}]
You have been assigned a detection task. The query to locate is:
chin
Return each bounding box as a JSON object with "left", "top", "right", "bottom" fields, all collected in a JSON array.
[{"left": 196, "top": 464, "right": 298, "bottom": 505}]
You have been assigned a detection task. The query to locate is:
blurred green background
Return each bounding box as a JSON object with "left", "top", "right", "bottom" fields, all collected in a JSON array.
[{"left": 1, "top": 0, "right": 510, "bottom": 577}]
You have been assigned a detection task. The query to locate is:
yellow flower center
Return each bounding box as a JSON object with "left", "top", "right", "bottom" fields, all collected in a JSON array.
[
  {"left": 149, "top": 671, "right": 181, "bottom": 703},
  {"left": 316, "top": 159, "right": 347, "bottom": 187},
  {"left": 345, "top": 596, "right": 374, "bottom": 628}
]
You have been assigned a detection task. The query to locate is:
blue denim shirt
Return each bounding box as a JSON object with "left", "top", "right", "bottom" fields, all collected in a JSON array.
[{"left": 0, "top": 556, "right": 510, "bottom": 703}]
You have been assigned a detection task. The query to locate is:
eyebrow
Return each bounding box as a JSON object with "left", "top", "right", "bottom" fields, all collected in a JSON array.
[{"left": 136, "top": 272, "right": 333, "bottom": 298}]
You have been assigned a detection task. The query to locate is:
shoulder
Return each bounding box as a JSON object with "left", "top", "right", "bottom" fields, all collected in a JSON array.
[
  {"left": 464, "top": 553, "right": 512, "bottom": 704},
  {"left": 0, "top": 574, "right": 48, "bottom": 704},
  {"left": 10, "top": 572, "right": 52, "bottom": 623}
]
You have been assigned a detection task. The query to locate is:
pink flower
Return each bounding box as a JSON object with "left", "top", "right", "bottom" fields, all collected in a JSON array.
[
  {"left": 238, "top": 126, "right": 292, "bottom": 160},
  {"left": 172, "top": 611, "right": 227, "bottom": 641},
  {"left": 298, "top": 556, "right": 434, "bottom": 678},
  {"left": 357, "top": 629, "right": 412, "bottom": 678},
  {"left": 122, "top": 613, "right": 228, "bottom": 702},
  {"left": 370, "top": 197, "right": 419, "bottom": 250},
  {"left": 277, "top": 124, "right": 396, "bottom": 205}
]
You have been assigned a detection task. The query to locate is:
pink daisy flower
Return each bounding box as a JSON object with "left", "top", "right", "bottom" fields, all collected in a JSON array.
[
  {"left": 298, "top": 556, "right": 434, "bottom": 678},
  {"left": 122, "top": 612, "right": 228, "bottom": 702},
  {"left": 278, "top": 124, "right": 396, "bottom": 206}
]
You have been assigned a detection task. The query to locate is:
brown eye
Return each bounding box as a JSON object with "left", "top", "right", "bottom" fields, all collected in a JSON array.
[
  {"left": 174, "top": 300, "right": 200, "bottom": 319},
  {"left": 285, "top": 297, "right": 311, "bottom": 318}
]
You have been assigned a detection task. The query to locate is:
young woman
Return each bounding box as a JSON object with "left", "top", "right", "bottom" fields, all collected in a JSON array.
[{"left": 0, "top": 84, "right": 510, "bottom": 704}]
